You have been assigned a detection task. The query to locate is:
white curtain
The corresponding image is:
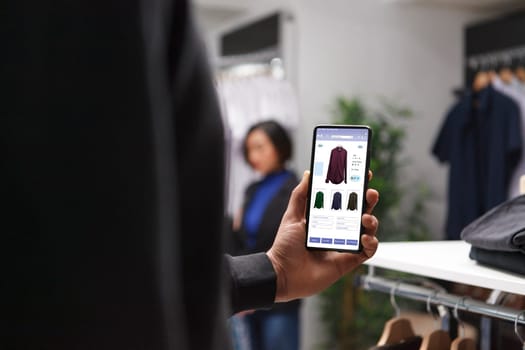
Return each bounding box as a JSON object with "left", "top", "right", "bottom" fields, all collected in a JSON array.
[{"left": 216, "top": 74, "right": 300, "bottom": 215}]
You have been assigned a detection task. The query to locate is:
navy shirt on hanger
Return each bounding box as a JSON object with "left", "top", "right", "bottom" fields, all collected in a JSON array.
[{"left": 432, "top": 85, "right": 522, "bottom": 240}]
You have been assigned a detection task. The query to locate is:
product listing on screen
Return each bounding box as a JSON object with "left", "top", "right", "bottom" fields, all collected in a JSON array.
[{"left": 306, "top": 125, "right": 371, "bottom": 252}]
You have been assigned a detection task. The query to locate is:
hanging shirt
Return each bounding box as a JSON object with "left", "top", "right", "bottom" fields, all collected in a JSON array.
[
  {"left": 492, "top": 77, "right": 525, "bottom": 198},
  {"left": 432, "top": 85, "right": 522, "bottom": 240},
  {"left": 326, "top": 146, "right": 347, "bottom": 184},
  {"left": 243, "top": 170, "right": 293, "bottom": 248}
]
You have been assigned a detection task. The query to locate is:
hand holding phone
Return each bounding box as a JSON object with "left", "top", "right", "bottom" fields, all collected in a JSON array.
[{"left": 305, "top": 125, "right": 372, "bottom": 253}]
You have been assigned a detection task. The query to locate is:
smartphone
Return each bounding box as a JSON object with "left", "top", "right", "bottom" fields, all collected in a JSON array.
[{"left": 305, "top": 124, "right": 372, "bottom": 253}]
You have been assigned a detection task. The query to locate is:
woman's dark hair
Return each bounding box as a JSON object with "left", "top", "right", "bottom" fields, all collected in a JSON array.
[{"left": 243, "top": 120, "right": 293, "bottom": 166}]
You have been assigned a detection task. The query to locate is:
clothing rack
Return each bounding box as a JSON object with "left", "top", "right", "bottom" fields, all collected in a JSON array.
[
  {"left": 357, "top": 272, "right": 525, "bottom": 326},
  {"left": 361, "top": 241, "right": 525, "bottom": 349},
  {"left": 464, "top": 10, "right": 525, "bottom": 86},
  {"left": 466, "top": 45, "right": 525, "bottom": 71}
]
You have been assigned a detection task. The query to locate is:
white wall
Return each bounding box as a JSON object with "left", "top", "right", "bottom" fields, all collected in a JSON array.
[
  {"left": 196, "top": 1, "right": 499, "bottom": 349},
  {"left": 199, "top": 0, "right": 495, "bottom": 238},
  {"left": 288, "top": 5, "right": 486, "bottom": 347},
  {"left": 292, "top": 1, "right": 494, "bottom": 239}
]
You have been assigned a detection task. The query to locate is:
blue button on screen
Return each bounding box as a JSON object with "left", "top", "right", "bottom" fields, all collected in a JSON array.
[
  {"left": 309, "top": 237, "right": 321, "bottom": 243},
  {"left": 350, "top": 175, "right": 360, "bottom": 182},
  {"left": 346, "top": 239, "right": 358, "bottom": 246},
  {"left": 321, "top": 238, "right": 333, "bottom": 244},
  {"left": 334, "top": 239, "right": 345, "bottom": 245}
]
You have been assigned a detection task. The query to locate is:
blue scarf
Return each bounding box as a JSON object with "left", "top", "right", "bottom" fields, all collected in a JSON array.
[{"left": 244, "top": 170, "right": 291, "bottom": 249}]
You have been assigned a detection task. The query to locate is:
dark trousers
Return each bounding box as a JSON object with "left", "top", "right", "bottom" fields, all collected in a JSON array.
[{"left": 247, "top": 307, "right": 300, "bottom": 350}]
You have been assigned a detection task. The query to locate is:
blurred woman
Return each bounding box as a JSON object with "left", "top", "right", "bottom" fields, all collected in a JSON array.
[{"left": 230, "top": 120, "right": 301, "bottom": 350}]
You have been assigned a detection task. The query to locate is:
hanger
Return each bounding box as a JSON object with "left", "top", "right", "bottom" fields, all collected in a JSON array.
[
  {"left": 499, "top": 67, "right": 515, "bottom": 85},
  {"left": 516, "top": 65, "right": 525, "bottom": 84},
  {"left": 472, "top": 70, "right": 490, "bottom": 92},
  {"left": 450, "top": 297, "right": 476, "bottom": 350},
  {"left": 419, "top": 293, "right": 451, "bottom": 350},
  {"left": 514, "top": 310, "right": 525, "bottom": 350},
  {"left": 420, "top": 329, "right": 451, "bottom": 350},
  {"left": 377, "top": 282, "right": 417, "bottom": 346}
]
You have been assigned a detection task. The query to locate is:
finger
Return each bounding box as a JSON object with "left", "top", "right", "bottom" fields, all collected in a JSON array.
[
  {"left": 285, "top": 170, "right": 310, "bottom": 219},
  {"left": 328, "top": 251, "right": 362, "bottom": 276},
  {"left": 365, "top": 188, "right": 379, "bottom": 214},
  {"left": 331, "top": 244, "right": 376, "bottom": 274},
  {"left": 326, "top": 213, "right": 378, "bottom": 273},
  {"left": 361, "top": 213, "right": 378, "bottom": 237},
  {"left": 368, "top": 170, "right": 374, "bottom": 181},
  {"left": 361, "top": 234, "right": 379, "bottom": 259}
]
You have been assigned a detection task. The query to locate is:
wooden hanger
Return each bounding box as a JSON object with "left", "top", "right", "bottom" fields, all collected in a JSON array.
[
  {"left": 499, "top": 67, "right": 515, "bottom": 84},
  {"left": 377, "top": 317, "right": 417, "bottom": 346},
  {"left": 419, "top": 329, "right": 451, "bottom": 350},
  {"left": 450, "top": 298, "right": 476, "bottom": 350},
  {"left": 377, "top": 283, "right": 417, "bottom": 346},
  {"left": 515, "top": 66, "right": 525, "bottom": 84},
  {"left": 419, "top": 294, "right": 451, "bottom": 350},
  {"left": 472, "top": 70, "right": 490, "bottom": 92},
  {"left": 450, "top": 337, "right": 475, "bottom": 350}
]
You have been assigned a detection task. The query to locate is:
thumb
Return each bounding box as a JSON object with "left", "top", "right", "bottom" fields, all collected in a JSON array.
[{"left": 285, "top": 170, "right": 310, "bottom": 220}]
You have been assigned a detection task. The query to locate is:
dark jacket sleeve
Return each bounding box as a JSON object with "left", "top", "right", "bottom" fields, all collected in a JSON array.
[{"left": 224, "top": 253, "right": 277, "bottom": 314}]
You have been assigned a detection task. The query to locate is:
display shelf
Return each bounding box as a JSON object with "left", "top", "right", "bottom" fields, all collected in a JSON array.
[{"left": 365, "top": 240, "right": 525, "bottom": 295}]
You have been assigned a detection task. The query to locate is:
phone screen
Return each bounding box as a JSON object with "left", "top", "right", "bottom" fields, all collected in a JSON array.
[{"left": 305, "top": 125, "right": 372, "bottom": 252}]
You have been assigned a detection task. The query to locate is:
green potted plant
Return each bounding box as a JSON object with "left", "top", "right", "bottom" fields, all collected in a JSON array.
[{"left": 318, "top": 96, "right": 431, "bottom": 350}]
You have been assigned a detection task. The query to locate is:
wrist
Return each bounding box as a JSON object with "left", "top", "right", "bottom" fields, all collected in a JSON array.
[{"left": 266, "top": 250, "right": 287, "bottom": 302}]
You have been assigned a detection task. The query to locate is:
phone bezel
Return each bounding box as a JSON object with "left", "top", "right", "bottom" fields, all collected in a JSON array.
[{"left": 304, "top": 124, "right": 372, "bottom": 253}]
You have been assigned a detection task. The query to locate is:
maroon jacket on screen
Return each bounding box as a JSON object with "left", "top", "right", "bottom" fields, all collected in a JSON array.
[{"left": 326, "top": 146, "right": 348, "bottom": 184}]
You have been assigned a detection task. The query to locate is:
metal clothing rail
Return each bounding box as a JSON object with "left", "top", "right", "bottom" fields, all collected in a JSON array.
[
  {"left": 357, "top": 273, "right": 525, "bottom": 326},
  {"left": 466, "top": 45, "right": 525, "bottom": 70}
]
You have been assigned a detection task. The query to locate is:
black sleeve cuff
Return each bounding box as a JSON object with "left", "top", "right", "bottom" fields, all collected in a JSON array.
[{"left": 224, "top": 253, "right": 277, "bottom": 314}]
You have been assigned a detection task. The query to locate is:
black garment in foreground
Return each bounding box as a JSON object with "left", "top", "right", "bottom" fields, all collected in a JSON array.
[
  {"left": 2, "top": 0, "right": 276, "bottom": 349},
  {"left": 469, "top": 246, "right": 525, "bottom": 276}
]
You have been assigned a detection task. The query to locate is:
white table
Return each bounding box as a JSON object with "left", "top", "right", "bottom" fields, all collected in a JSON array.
[{"left": 365, "top": 240, "right": 525, "bottom": 295}]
